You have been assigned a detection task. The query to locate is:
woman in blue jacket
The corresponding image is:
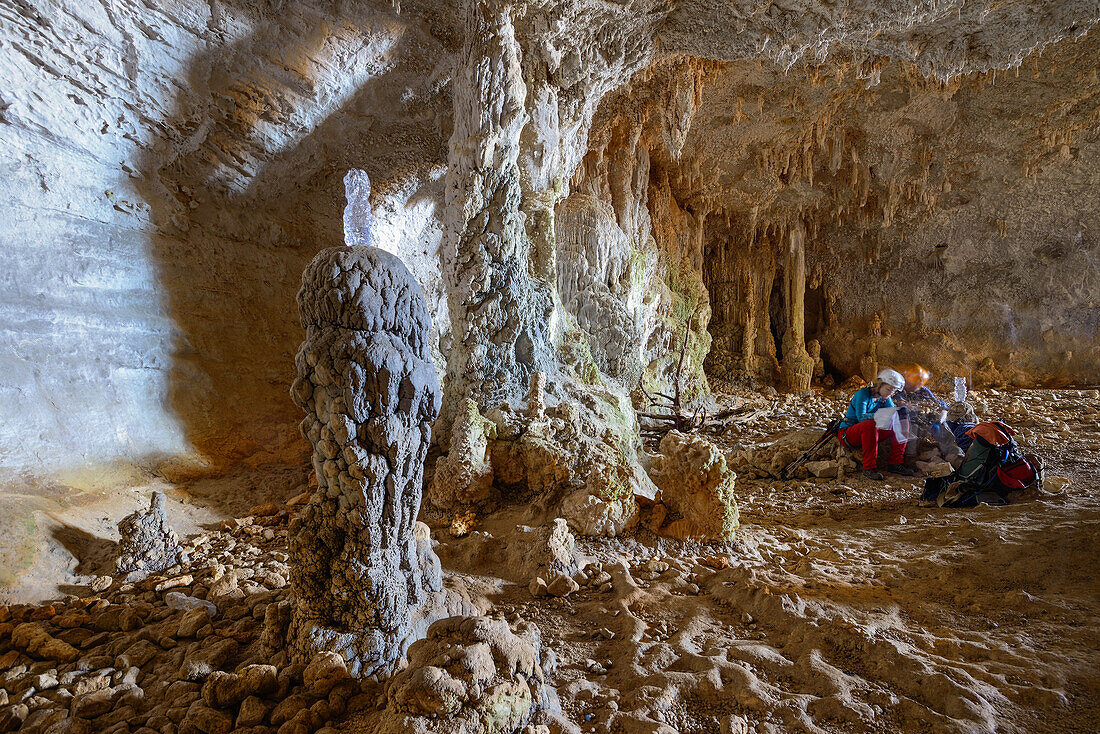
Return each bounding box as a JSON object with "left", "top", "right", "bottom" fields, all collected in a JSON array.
[{"left": 838, "top": 368, "right": 915, "bottom": 480}]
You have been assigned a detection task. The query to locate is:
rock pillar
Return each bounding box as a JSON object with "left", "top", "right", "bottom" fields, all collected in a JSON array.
[
  {"left": 781, "top": 220, "right": 814, "bottom": 392},
  {"left": 440, "top": 0, "right": 554, "bottom": 432},
  {"left": 288, "top": 244, "right": 444, "bottom": 677}
]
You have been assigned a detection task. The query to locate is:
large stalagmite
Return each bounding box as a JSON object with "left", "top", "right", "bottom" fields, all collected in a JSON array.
[{"left": 287, "top": 205, "right": 450, "bottom": 674}]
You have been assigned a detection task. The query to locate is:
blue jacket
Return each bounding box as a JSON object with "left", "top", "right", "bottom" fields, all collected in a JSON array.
[
  {"left": 841, "top": 386, "right": 894, "bottom": 429},
  {"left": 946, "top": 421, "right": 977, "bottom": 452}
]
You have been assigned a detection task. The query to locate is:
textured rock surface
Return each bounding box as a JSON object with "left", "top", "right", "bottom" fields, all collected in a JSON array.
[
  {"left": 0, "top": 0, "right": 458, "bottom": 479},
  {"left": 515, "top": 519, "right": 583, "bottom": 582},
  {"left": 487, "top": 386, "right": 651, "bottom": 537},
  {"left": 115, "top": 491, "right": 184, "bottom": 578},
  {"left": 429, "top": 399, "right": 497, "bottom": 510},
  {"left": 649, "top": 431, "right": 739, "bottom": 541},
  {"left": 371, "top": 615, "right": 562, "bottom": 734},
  {"left": 2, "top": 0, "right": 1095, "bottom": 480},
  {"left": 288, "top": 243, "right": 444, "bottom": 676},
  {"left": 554, "top": 195, "right": 646, "bottom": 386}
]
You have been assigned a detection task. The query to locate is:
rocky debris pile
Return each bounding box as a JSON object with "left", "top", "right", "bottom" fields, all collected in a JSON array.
[
  {"left": 370, "top": 615, "right": 565, "bottom": 734},
  {"left": 431, "top": 383, "right": 653, "bottom": 538},
  {"left": 0, "top": 506, "right": 384, "bottom": 734},
  {"left": 646, "top": 431, "right": 739, "bottom": 541},
  {"left": 516, "top": 520, "right": 584, "bottom": 587},
  {"left": 115, "top": 491, "right": 185, "bottom": 581},
  {"left": 529, "top": 559, "right": 616, "bottom": 600},
  {"left": 289, "top": 242, "right": 449, "bottom": 676}
]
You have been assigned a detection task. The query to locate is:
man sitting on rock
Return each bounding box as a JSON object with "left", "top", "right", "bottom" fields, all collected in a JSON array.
[{"left": 838, "top": 368, "right": 915, "bottom": 480}]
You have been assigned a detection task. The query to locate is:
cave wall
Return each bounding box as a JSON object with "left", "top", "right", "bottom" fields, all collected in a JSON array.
[
  {"left": 654, "top": 31, "right": 1100, "bottom": 389},
  {"left": 0, "top": 0, "right": 458, "bottom": 477},
  {"left": 2, "top": 0, "right": 1096, "bottom": 485}
]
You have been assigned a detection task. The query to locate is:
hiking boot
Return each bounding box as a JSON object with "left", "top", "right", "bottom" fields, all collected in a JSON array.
[
  {"left": 888, "top": 464, "right": 916, "bottom": 476},
  {"left": 862, "top": 470, "right": 884, "bottom": 480}
]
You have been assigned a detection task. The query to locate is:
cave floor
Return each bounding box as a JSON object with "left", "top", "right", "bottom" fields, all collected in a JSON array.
[
  {"left": 425, "top": 387, "right": 1100, "bottom": 733},
  {"left": 0, "top": 388, "right": 1097, "bottom": 733}
]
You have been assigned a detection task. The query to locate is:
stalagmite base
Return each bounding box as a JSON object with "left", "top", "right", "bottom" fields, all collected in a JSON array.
[{"left": 288, "top": 245, "right": 465, "bottom": 677}]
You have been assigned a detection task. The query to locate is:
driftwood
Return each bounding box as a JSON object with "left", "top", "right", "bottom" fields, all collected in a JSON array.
[
  {"left": 635, "top": 304, "right": 780, "bottom": 438},
  {"left": 636, "top": 309, "right": 700, "bottom": 435}
]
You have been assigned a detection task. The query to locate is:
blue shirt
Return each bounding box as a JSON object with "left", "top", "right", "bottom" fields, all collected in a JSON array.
[
  {"left": 841, "top": 386, "right": 895, "bottom": 429},
  {"left": 946, "top": 421, "right": 977, "bottom": 452}
]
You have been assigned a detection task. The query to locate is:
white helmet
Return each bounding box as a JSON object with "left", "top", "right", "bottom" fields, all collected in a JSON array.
[{"left": 877, "top": 368, "right": 904, "bottom": 390}]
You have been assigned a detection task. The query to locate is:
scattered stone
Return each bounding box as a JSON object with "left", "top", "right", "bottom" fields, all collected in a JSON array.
[
  {"left": 10, "top": 623, "right": 80, "bottom": 663},
  {"left": 0, "top": 704, "right": 28, "bottom": 732},
  {"left": 528, "top": 577, "right": 549, "bottom": 599},
  {"left": 804, "top": 460, "right": 838, "bottom": 478},
  {"left": 177, "top": 608, "right": 215, "bottom": 638},
  {"left": 303, "top": 652, "right": 349, "bottom": 698},
  {"left": 155, "top": 575, "right": 193, "bottom": 592},
  {"left": 236, "top": 696, "right": 269, "bottom": 728},
  {"left": 180, "top": 638, "right": 238, "bottom": 682},
  {"left": 165, "top": 593, "right": 217, "bottom": 618},
  {"left": 249, "top": 503, "right": 281, "bottom": 517},
  {"left": 183, "top": 701, "right": 233, "bottom": 734},
  {"left": 546, "top": 574, "right": 580, "bottom": 598},
  {"left": 1045, "top": 476, "right": 1072, "bottom": 493},
  {"left": 286, "top": 491, "right": 311, "bottom": 508},
  {"left": 70, "top": 687, "right": 117, "bottom": 719}
]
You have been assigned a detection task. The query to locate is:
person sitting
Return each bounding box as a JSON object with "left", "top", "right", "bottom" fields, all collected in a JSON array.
[
  {"left": 894, "top": 363, "right": 950, "bottom": 463},
  {"left": 945, "top": 401, "right": 979, "bottom": 453},
  {"left": 896, "top": 363, "right": 949, "bottom": 416},
  {"left": 838, "top": 368, "right": 914, "bottom": 480}
]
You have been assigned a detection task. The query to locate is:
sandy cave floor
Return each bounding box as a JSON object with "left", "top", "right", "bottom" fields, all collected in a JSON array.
[{"left": 0, "top": 388, "right": 1098, "bottom": 733}]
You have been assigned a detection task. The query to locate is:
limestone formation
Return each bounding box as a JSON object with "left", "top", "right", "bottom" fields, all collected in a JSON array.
[
  {"left": 516, "top": 519, "right": 583, "bottom": 582},
  {"left": 649, "top": 431, "right": 739, "bottom": 542},
  {"left": 780, "top": 221, "right": 815, "bottom": 394},
  {"left": 554, "top": 195, "right": 646, "bottom": 386},
  {"left": 526, "top": 372, "right": 547, "bottom": 420},
  {"left": 371, "top": 615, "right": 563, "bottom": 734},
  {"left": 115, "top": 491, "right": 184, "bottom": 579},
  {"left": 489, "top": 387, "right": 650, "bottom": 537},
  {"left": 430, "top": 399, "right": 498, "bottom": 510},
  {"left": 288, "top": 241, "right": 445, "bottom": 676}
]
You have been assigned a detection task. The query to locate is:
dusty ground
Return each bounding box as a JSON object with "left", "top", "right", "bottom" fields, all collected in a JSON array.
[
  {"left": 0, "top": 388, "right": 1097, "bottom": 733},
  {"left": 428, "top": 388, "right": 1100, "bottom": 733}
]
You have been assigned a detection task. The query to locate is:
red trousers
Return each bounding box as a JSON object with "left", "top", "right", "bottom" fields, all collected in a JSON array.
[{"left": 840, "top": 419, "right": 906, "bottom": 470}]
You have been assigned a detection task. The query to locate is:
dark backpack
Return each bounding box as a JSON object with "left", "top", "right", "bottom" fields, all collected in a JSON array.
[{"left": 922, "top": 421, "right": 1037, "bottom": 507}]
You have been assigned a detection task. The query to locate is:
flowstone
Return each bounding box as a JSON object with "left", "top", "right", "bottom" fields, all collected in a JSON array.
[
  {"left": 649, "top": 431, "right": 739, "bottom": 541},
  {"left": 288, "top": 219, "right": 461, "bottom": 675},
  {"left": 115, "top": 490, "right": 184, "bottom": 579},
  {"left": 371, "top": 615, "right": 567, "bottom": 734},
  {"left": 428, "top": 399, "right": 497, "bottom": 510}
]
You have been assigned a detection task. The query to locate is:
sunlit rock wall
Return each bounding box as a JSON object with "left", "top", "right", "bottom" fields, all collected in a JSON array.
[
  {"left": 1, "top": 0, "right": 1096, "bottom": 487},
  {"left": 0, "top": 0, "right": 458, "bottom": 476}
]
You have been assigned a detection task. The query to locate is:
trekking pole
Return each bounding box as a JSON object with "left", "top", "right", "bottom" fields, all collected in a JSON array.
[{"left": 780, "top": 418, "right": 842, "bottom": 480}]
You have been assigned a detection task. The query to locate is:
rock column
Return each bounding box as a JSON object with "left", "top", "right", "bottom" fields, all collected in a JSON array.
[
  {"left": 781, "top": 220, "right": 814, "bottom": 392},
  {"left": 440, "top": 0, "right": 554, "bottom": 432},
  {"left": 288, "top": 245, "right": 443, "bottom": 677}
]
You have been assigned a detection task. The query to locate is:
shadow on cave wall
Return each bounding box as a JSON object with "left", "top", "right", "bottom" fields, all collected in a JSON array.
[{"left": 134, "top": 0, "right": 457, "bottom": 470}]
